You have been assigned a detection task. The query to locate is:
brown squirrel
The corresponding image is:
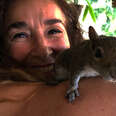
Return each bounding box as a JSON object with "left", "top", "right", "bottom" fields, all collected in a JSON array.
[{"left": 54, "top": 26, "right": 116, "bottom": 102}]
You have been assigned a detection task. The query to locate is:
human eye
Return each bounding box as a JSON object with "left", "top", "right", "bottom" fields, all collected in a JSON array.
[
  {"left": 46, "top": 27, "right": 64, "bottom": 40},
  {"left": 47, "top": 28, "right": 62, "bottom": 35},
  {"left": 9, "top": 32, "right": 31, "bottom": 42}
]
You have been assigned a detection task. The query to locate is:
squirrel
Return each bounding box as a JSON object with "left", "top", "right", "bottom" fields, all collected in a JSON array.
[{"left": 54, "top": 26, "right": 116, "bottom": 102}]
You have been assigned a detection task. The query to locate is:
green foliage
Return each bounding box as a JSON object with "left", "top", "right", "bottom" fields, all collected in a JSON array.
[
  {"left": 73, "top": 0, "right": 96, "bottom": 22},
  {"left": 66, "top": 0, "right": 96, "bottom": 23},
  {"left": 66, "top": 0, "right": 116, "bottom": 36},
  {"left": 74, "top": 0, "right": 78, "bottom": 4},
  {"left": 93, "top": 0, "right": 116, "bottom": 36},
  {"left": 91, "top": 0, "right": 98, "bottom": 2},
  {"left": 112, "top": 8, "right": 116, "bottom": 20},
  {"left": 94, "top": 8, "right": 105, "bottom": 18},
  {"left": 82, "top": 5, "right": 89, "bottom": 21},
  {"left": 83, "top": 0, "right": 96, "bottom": 22}
]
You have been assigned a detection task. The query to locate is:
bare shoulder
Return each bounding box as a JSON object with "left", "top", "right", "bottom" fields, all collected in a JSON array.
[
  {"left": 16, "top": 78, "right": 116, "bottom": 116},
  {"left": 0, "top": 78, "right": 115, "bottom": 116}
]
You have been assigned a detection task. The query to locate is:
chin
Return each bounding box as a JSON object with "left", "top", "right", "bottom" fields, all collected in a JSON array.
[{"left": 21, "top": 63, "right": 55, "bottom": 82}]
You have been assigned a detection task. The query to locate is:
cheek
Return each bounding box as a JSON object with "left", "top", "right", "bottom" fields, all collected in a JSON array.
[
  {"left": 63, "top": 32, "right": 70, "bottom": 48},
  {"left": 50, "top": 34, "right": 70, "bottom": 50},
  {"left": 57, "top": 29, "right": 70, "bottom": 49},
  {"left": 10, "top": 43, "right": 32, "bottom": 61}
]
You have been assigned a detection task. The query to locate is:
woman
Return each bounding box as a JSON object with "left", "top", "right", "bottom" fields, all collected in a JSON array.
[
  {"left": 0, "top": 0, "right": 83, "bottom": 82},
  {"left": 0, "top": 0, "right": 115, "bottom": 116}
]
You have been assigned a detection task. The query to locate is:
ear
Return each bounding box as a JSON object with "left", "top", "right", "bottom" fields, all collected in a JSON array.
[
  {"left": 88, "top": 26, "right": 100, "bottom": 50},
  {"left": 89, "top": 26, "right": 99, "bottom": 41}
]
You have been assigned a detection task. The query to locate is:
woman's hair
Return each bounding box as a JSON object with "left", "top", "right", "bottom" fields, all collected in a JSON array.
[
  {"left": 0, "top": 0, "right": 83, "bottom": 49},
  {"left": 54, "top": 0, "right": 83, "bottom": 46}
]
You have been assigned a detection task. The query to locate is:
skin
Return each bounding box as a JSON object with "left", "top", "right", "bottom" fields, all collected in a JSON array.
[
  {"left": 3, "top": 0, "right": 70, "bottom": 80},
  {"left": 0, "top": 1, "right": 114, "bottom": 115}
]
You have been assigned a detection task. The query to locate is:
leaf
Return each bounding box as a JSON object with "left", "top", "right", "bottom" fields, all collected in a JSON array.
[
  {"left": 91, "top": 0, "right": 98, "bottom": 3},
  {"left": 88, "top": 6, "right": 96, "bottom": 22},
  {"left": 112, "top": 8, "right": 116, "bottom": 20},
  {"left": 74, "top": 0, "right": 78, "bottom": 4},
  {"left": 82, "top": 5, "right": 89, "bottom": 21},
  {"left": 85, "top": 0, "right": 96, "bottom": 22}
]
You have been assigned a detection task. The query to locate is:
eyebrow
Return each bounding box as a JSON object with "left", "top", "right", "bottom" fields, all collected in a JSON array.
[
  {"left": 7, "top": 22, "right": 28, "bottom": 31},
  {"left": 7, "top": 19, "right": 64, "bottom": 32},
  {"left": 44, "top": 19, "right": 63, "bottom": 25}
]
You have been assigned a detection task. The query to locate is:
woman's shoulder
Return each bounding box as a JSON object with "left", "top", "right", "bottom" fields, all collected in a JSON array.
[{"left": 0, "top": 78, "right": 116, "bottom": 116}]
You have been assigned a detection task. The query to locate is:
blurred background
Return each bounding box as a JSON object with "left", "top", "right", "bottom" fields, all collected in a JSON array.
[{"left": 66, "top": 0, "right": 116, "bottom": 39}]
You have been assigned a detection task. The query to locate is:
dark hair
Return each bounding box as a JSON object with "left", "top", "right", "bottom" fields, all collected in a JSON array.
[
  {"left": 54, "top": 0, "right": 83, "bottom": 46},
  {"left": 0, "top": 0, "right": 83, "bottom": 49}
]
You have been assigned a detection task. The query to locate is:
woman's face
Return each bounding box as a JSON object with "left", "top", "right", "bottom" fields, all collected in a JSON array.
[{"left": 4, "top": 0, "right": 70, "bottom": 79}]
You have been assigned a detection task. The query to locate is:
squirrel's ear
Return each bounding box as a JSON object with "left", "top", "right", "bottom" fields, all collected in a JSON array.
[
  {"left": 89, "top": 26, "right": 100, "bottom": 51},
  {"left": 89, "top": 26, "right": 99, "bottom": 41}
]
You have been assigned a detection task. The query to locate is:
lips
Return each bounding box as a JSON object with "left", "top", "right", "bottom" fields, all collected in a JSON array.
[
  {"left": 24, "top": 63, "right": 55, "bottom": 72},
  {"left": 24, "top": 63, "right": 55, "bottom": 81}
]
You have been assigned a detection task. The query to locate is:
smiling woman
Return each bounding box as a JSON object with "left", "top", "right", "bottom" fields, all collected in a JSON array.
[
  {"left": 0, "top": 0, "right": 83, "bottom": 82},
  {"left": 4, "top": 0, "right": 69, "bottom": 61},
  {"left": 0, "top": 0, "right": 115, "bottom": 116}
]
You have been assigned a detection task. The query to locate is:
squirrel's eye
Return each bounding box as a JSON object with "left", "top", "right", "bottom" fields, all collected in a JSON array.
[{"left": 95, "top": 47, "right": 104, "bottom": 58}]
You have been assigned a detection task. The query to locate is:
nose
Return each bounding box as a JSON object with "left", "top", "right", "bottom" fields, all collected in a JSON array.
[{"left": 30, "top": 34, "right": 53, "bottom": 58}]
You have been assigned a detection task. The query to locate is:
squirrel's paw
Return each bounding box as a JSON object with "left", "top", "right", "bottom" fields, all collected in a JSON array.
[{"left": 66, "top": 87, "right": 80, "bottom": 103}]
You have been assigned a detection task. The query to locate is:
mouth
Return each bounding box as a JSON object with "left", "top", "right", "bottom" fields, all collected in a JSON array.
[{"left": 24, "top": 63, "right": 55, "bottom": 72}]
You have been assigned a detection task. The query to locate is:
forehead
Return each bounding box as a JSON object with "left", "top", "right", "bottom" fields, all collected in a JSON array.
[{"left": 4, "top": 0, "right": 66, "bottom": 28}]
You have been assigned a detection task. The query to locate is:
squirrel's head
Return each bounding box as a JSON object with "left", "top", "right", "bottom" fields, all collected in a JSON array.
[{"left": 89, "top": 26, "right": 116, "bottom": 67}]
